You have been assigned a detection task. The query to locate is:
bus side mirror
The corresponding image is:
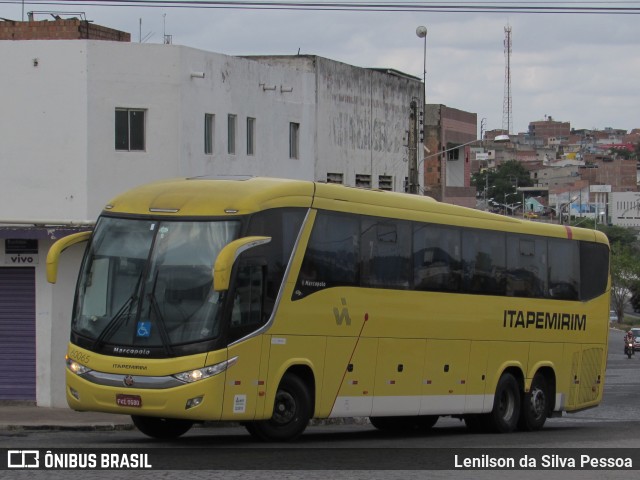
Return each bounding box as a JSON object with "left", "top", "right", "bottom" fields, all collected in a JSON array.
[
  {"left": 213, "top": 236, "right": 271, "bottom": 292},
  {"left": 46, "top": 231, "right": 92, "bottom": 284}
]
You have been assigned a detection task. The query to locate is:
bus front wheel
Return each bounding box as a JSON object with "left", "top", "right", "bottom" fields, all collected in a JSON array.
[
  {"left": 131, "top": 415, "right": 193, "bottom": 440},
  {"left": 245, "top": 373, "right": 312, "bottom": 442},
  {"left": 488, "top": 372, "right": 521, "bottom": 433}
]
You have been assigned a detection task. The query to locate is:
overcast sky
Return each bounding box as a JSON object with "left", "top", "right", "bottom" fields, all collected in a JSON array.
[{"left": 2, "top": 1, "right": 639, "bottom": 136}]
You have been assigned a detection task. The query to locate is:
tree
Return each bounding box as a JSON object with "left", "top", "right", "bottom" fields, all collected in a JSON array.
[
  {"left": 610, "top": 243, "right": 640, "bottom": 322},
  {"left": 597, "top": 225, "right": 638, "bottom": 249},
  {"left": 471, "top": 160, "right": 533, "bottom": 206}
]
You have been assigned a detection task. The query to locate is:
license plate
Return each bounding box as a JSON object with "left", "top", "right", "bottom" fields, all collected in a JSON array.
[{"left": 116, "top": 394, "right": 142, "bottom": 408}]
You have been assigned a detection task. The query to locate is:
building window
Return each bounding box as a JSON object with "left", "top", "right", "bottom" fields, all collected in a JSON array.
[
  {"left": 115, "top": 108, "right": 145, "bottom": 151},
  {"left": 247, "top": 117, "right": 256, "bottom": 156},
  {"left": 378, "top": 175, "right": 393, "bottom": 191},
  {"left": 355, "top": 174, "right": 371, "bottom": 188},
  {"left": 205, "top": 113, "right": 214, "bottom": 155},
  {"left": 228, "top": 114, "right": 237, "bottom": 155},
  {"left": 289, "top": 122, "right": 300, "bottom": 159},
  {"left": 326, "top": 173, "right": 344, "bottom": 184}
]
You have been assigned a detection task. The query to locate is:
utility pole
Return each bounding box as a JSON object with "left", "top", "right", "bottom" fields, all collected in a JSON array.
[
  {"left": 502, "top": 25, "right": 513, "bottom": 135},
  {"left": 408, "top": 100, "right": 419, "bottom": 194}
]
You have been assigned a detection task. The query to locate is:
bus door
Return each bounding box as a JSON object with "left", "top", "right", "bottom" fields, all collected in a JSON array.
[{"left": 221, "top": 262, "right": 268, "bottom": 420}]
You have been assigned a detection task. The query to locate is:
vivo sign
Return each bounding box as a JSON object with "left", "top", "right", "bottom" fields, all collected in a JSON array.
[{"left": 4, "top": 254, "right": 39, "bottom": 265}]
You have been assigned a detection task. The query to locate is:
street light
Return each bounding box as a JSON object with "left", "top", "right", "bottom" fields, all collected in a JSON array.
[
  {"left": 559, "top": 195, "right": 579, "bottom": 225},
  {"left": 504, "top": 192, "right": 519, "bottom": 216},
  {"left": 415, "top": 26, "right": 427, "bottom": 196},
  {"left": 416, "top": 26, "right": 427, "bottom": 106}
]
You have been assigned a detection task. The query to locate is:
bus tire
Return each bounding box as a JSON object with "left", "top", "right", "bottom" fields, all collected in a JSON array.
[
  {"left": 131, "top": 415, "right": 193, "bottom": 439},
  {"left": 245, "top": 373, "right": 311, "bottom": 442},
  {"left": 518, "top": 373, "right": 549, "bottom": 431},
  {"left": 488, "top": 372, "right": 521, "bottom": 433}
]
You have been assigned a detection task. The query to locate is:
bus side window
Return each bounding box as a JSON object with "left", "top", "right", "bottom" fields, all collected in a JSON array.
[
  {"left": 229, "top": 264, "right": 266, "bottom": 341},
  {"left": 505, "top": 235, "right": 547, "bottom": 298},
  {"left": 293, "top": 211, "right": 359, "bottom": 299},
  {"left": 580, "top": 241, "right": 609, "bottom": 301},
  {"left": 360, "top": 219, "right": 411, "bottom": 289},
  {"left": 413, "top": 224, "right": 461, "bottom": 292},
  {"left": 548, "top": 239, "right": 579, "bottom": 300},
  {"left": 462, "top": 229, "right": 506, "bottom": 295}
]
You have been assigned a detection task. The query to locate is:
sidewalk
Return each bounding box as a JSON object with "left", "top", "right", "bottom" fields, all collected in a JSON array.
[{"left": 0, "top": 402, "right": 133, "bottom": 431}]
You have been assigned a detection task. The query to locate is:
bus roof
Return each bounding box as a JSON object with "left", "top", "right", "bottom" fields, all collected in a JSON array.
[{"left": 103, "top": 176, "right": 609, "bottom": 244}]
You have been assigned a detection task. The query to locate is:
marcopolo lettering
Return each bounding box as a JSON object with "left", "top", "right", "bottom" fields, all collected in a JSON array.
[
  {"left": 112, "top": 347, "right": 151, "bottom": 356},
  {"left": 503, "top": 310, "right": 587, "bottom": 331}
]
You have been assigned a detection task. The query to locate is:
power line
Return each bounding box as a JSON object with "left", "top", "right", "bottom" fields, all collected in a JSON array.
[{"left": 3, "top": 1, "right": 640, "bottom": 14}]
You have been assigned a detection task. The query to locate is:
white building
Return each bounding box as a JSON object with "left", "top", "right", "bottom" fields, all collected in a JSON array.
[
  {"left": 610, "top": 191, "right": 640, "bottom": 227},
  {"left": 0, "top": 32, "right": 422, "bottom": 406}
]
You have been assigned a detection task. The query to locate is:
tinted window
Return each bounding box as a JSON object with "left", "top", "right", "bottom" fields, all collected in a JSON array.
[
  {"left": 580, "top": 241, "right": 609, "bottom": 300},
  {"left": 506, "top": 235, "right": 547, "bottom": 297},
  {"left": 295, "top": 212, "right": 359, "bottom": 299},
  {"left": 462, "top": 229, "right": 506, "bottom": 295},
  {"left": 360, "top": 219, "right": 411, "bottom": 289},
  {"left": 245, "top": 208, "right": 305, "bottom": 315},
  {"left": 548, "top": 239, "right": 579, "bottom": 300},
  {"left": 413, "top": 224, "right": 461, "bottom": 292}
]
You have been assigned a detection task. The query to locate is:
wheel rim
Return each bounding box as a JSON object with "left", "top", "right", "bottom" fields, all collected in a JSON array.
[
  {"left": 272, "top": 390, "right": 296, "bottom": 425},
  {"left": 529, "top": 387, "right": 546, "bottom": 419},
  {"left": 498, "top": 389, "right": 515, "bottom": 420}
]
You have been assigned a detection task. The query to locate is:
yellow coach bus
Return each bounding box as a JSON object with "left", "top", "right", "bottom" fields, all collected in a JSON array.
[{"left": 47, "top": 176, "right": 610, "bottom": 441}]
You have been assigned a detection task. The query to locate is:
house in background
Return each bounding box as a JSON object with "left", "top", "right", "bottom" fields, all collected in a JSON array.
[{"left": 423, "top": 105, "right": 478, "bottom": 208}]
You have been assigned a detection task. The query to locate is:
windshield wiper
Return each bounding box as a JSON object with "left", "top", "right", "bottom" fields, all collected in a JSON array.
[
  {"left": 92, "top": 294, "right": 138, "bottom": 350},
  {"left": 92, "top": 273, "right": 143, "bottom": 350},
  {"left": 147, "top": 292, "right": 174, "bottom": 356}
]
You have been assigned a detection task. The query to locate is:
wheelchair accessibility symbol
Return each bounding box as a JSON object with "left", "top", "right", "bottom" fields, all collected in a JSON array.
[{"left": 136, "top": 321, "right": 151, "bottom": 338}]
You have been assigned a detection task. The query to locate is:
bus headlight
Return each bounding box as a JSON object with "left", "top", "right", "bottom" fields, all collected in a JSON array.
[
  {"left": 172, "top": 356, "right": 238, "bottom": 384},
  {"left": 66, "top": 356, "right": 92, "bottom": 376}
]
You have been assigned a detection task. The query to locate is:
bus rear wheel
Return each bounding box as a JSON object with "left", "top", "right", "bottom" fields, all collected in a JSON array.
[
  {"left": 518, "top": 373, "right": 549, "bottom": 431},
  {"left": 245, "top": 373, "right": 311, "bottom": 442},
  {"left": 131, "top": 415, "right": 193, "bottom": 439},
  {"left": 487, "top": 372, "right": 521, "bottom": 433}
]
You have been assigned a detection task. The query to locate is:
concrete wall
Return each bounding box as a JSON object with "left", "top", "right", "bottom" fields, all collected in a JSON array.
[
  {"left": 316, "top": 58, "right": 422, "bottom": 192},
  {"left": 41, "top": 241, "right": 84, "bottom": 407},
  {"left": 250, "top": 56, "right": 423, "bottom": 191},
  {"left": 0, "top": 41, "right": 90, "bottom": 221}
]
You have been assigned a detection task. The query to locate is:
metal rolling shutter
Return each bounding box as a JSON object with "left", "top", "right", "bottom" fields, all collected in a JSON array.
[{"left": 0, "top": 268, "right": 36, "bottom": 401}]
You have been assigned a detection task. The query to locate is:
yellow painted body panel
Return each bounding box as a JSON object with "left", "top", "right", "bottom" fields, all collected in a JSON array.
[
  {"left": 66, "top": 370, "right": 226, "bottom": 420},
  {"left": 222, "top": 336, "right": 264, "bottom": 420}
]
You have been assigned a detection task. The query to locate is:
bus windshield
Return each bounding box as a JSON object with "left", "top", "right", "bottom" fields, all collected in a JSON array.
[{"left": 73, "top": 217, "right": 241, "bottom": 352}]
